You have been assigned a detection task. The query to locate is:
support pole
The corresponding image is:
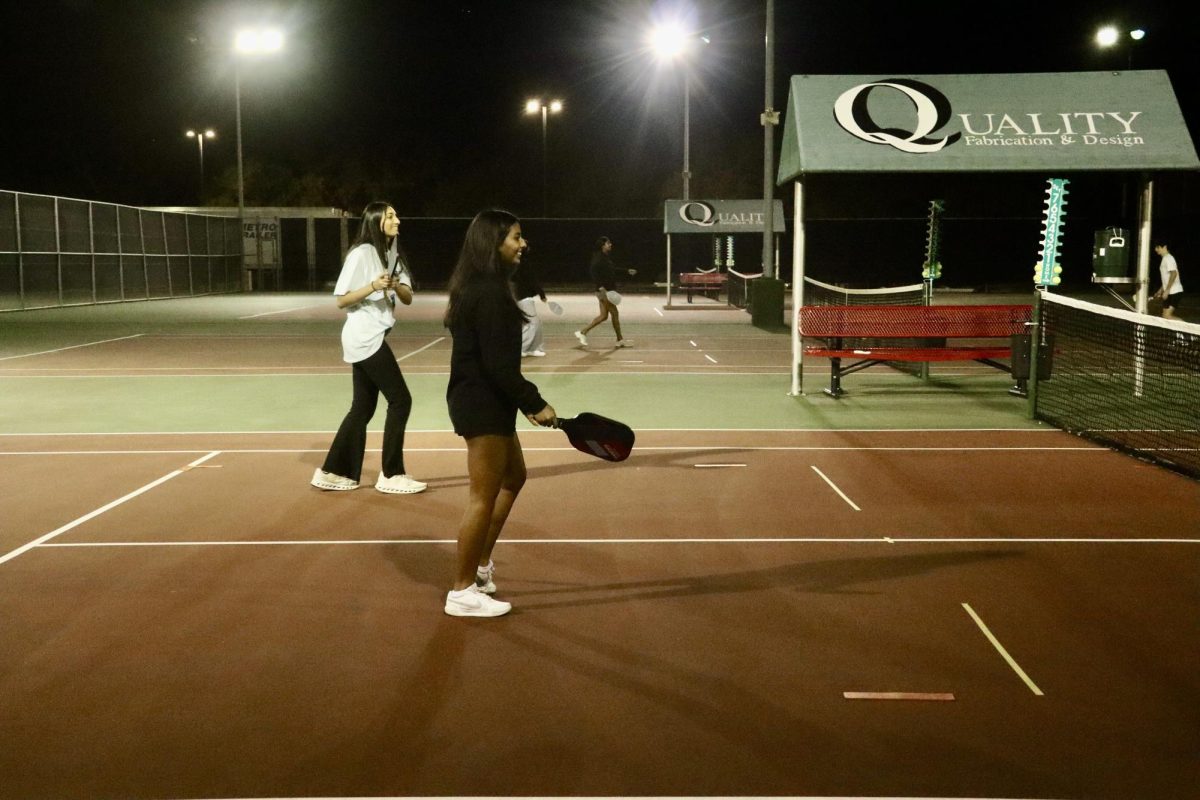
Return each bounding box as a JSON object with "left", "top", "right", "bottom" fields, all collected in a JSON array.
[{"left": 789, "top": 178, "right": 805, "bottom": 396}]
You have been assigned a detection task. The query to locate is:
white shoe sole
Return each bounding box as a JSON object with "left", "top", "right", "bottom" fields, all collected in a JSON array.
[
  {"left": 311, "top": 479, "right": 358, "bottom": 491},
  {"left": 375, "top": 483, "right": 427, "bottom": 494}
]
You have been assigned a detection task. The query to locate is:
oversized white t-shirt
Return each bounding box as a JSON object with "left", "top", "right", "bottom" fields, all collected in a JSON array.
[
  {"left": 333, "top": 243, "right": 412, "bottom": 363},
  {"left": 1159, "top": 253, "right": 1183, "bottom": 295}
]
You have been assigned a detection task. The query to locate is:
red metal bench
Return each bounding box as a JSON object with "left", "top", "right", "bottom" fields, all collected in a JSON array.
[
  {"left": 800, "top": 304, "right": 1033, "bottom": 396},
  {"left": 679, "top": 271, "right": 728, "bottom": 303}
]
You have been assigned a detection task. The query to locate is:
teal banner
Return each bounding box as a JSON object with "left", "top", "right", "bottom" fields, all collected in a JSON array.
[{"left": 778, "top": 71, "right": 1200, "bottom": 179}]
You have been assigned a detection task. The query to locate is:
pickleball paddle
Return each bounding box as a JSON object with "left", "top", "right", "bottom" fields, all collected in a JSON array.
[{"left": 556, "top": 413, "right": 635, "bottom": 462}]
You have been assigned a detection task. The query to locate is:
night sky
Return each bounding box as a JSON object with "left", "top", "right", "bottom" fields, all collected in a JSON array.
[{"left": 0, "top": 0, "right": 1193, "bottom": 220}]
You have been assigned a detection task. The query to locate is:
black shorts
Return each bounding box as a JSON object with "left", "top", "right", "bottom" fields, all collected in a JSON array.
[
  {"left": 447, "top": 384, "right": 518, "bottom": 438},
  {"left": 1163, "top": 292, "right": 1183, "bottom": 310}
]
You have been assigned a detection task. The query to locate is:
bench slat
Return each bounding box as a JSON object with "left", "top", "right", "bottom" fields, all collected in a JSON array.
[{"left": 804, "top": 346, "right": 1012, "bottom": 362}]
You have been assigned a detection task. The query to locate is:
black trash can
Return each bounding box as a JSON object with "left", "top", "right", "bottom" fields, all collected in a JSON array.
[{"left": 1092, "top": 228, "right": 1132, "bottom": 284}]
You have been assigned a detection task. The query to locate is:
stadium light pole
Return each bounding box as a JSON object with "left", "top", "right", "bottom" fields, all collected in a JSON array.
[
  {"left": 185, "top": 128, "right": 216, "bottom": 202},
  {"left": 650, "top": 24, "right": 708, "bottom": 200},
  {"left": 525, "top": 98, "right": 563, "bottom": 217},
  {"left": 233, "top": 27, "right": 283, "bottom": 242}
]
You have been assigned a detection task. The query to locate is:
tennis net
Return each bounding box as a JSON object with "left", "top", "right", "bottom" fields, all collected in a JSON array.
[
  {"left": 802, "top": 277, "right": 925, "bottom": 307},
  {"left": 728, "top": 269, "right": 762, "bottom": 309},
  {"left": 1037, "top": 292, "right": 1200, "bottom": 478}
]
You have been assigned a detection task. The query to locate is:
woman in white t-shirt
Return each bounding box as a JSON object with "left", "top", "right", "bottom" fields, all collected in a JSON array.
[{"left": 311, "top": 202, "right": 426, "bottom": 494}]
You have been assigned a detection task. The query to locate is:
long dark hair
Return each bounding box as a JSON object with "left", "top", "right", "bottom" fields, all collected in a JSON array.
[
  {"left": 351, "top": 201, "right": 399, "bottom": 271},
  {"left": 444, "top": 209, "right": 525, "bottom": 327}
]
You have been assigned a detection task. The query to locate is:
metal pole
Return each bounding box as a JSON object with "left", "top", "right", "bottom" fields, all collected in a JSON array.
[
  {"left": 1026, "top": 290, "right": 1043, "bottom": 419},
  {"left": 541, "top": 105, "right": 548, "bottom": 217},
  {"left": 682, "top": 71, "right": 691, "bottom": 200},
  {"left": 1134, "top": 176, "right": 1154, "bottom": 314},
  {"left": 761, "top": 0, "right": 776, "bottom": 279},
  {"left": 790, "top": 179, "right": 805, "bottom": 396},
  {"left": 235, "top": 65, "right": 247, "bottom": 283},
  {"left": 235, "top": 69, "right": 244, "bottom": 219},
  {"left": 197, "top": 134, "right": 206, "bottom": 200}
]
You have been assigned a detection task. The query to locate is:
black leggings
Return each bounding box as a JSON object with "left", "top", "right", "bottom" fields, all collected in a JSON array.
[{"left": 321, "top": 340, "right": 413, "bottom": 481}]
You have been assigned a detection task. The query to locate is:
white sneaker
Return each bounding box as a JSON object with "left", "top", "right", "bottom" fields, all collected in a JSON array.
[
  {"left": 530, "top": 349, "right": 546, "bottom": 357},
  {"left": 521, "top": 352, "right": 532, "bottom": 358},
  {"left": 573, "top": 330, "right": 588, "bottom": 347},
  {"left": 375, "top": 473, "right": 427, "bottom": 494},
  {"left": 445, "top": 585, "right": 511, "bottom": 617},
  {"left": 311, "top": 468, "right": 358, "bottom": 491},
  {"left": 616, "top": 339, "right": 633, "bottom": 347}
]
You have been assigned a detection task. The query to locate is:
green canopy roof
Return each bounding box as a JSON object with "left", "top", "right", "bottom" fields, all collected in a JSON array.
[{"left": 777, "top": 70, "right": 1199, "bottom": 181}]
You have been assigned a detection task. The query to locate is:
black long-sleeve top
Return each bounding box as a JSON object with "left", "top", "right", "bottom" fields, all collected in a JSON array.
[
  {"left": 589, "top": 252, "right": 617, "bottom": 291},
  {"left": 445, "top": 278, "right": 546, "bottom": 436}
]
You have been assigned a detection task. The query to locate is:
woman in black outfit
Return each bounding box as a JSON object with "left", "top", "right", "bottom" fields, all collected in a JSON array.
[
  {"left": 443, "top": 209, "right": 557, "bottom": 618},
  {"left": 574, "top": 235, "right": 637, "bottom": 348}
]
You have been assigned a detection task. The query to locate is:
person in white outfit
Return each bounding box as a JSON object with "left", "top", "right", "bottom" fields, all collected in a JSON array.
[
  {"left": 512, "top": 250, "right": 548, "bottom": 357},
  {"left": 311, "top": 202, "right": 426, "bottom": 495},
  {"left": 1153, "top": 242, "right": 1184, "bottom": 319}
]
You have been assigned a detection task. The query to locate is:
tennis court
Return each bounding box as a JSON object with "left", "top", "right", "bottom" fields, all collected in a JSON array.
[{"left": 2, "top": 292, "right": 1198, "bottom": 800}]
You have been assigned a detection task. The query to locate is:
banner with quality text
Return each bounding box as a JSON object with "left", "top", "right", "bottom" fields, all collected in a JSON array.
[
  {"left": 777, "top": 70, "right": 1199, "bottom": 180},
  {"left": 664, "top": 199, "right": 786, "bottom": 234}
]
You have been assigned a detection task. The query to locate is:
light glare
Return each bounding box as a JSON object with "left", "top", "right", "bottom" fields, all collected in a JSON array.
[
  {"left": 235, "top": 27, "right": 283, "bottom": 54},
  {"left": 525, "top": 99, "right": 540, "bottom": 114},
  {"left": 1095, "top": 26, "right": 1119, "bottom": 47},
  {"left": 1129, "top": 28, "right": 1146, "bottom": 40},
  {"left": 549, "top": 100, "right": 563, "bottom": 113},
  {"left": 650, "top": 23, "right": 688, "bottom": 60}
]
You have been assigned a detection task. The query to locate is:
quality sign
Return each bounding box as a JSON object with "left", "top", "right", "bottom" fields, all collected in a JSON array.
[
  {"left": 777, "top": 70, "right": 1200, "bottom": 178},
  {"left": 664, "top": 200, "right": 786, "bottom": 234}
]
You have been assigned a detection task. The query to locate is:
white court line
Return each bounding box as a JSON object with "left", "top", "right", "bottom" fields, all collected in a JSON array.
[
  {"left": 0, "top": 333, "right": 145, "bottom": 362},
  {"left": 811, "top": 465, "right": 862, "bottom": 511},
  {"left": 396, "top": 336, "right": 446, "bottom": 361},
  {"left": 694, "top": 463, "right": 748, "bottom": 468},
  {"left": 0, "top": 451, "right": 221, "bottom": 567},
  {"left": 0, "top": 426, "right": 1067, "bottom": 435},
  {"left": 653, "top": 307, "right": 664, "bottom": 316},
  {"left": 962, "top": 602, "right": 1045, "bottom": 696},
  {"left": 37, "top": 536, "right": 1200, "bottom": 548},
  {"left": 704, "top": 354, "right": 718, "bottom": 363},
  {"left": 0, "top": 445, "right": 1109, "bottom": 456},
  {"left": 237, "top": 304, "right": 325, "bottom": 319}
]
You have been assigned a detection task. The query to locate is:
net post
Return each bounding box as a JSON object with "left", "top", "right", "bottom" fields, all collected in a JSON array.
[{"left": 1026, "top": 289, "right": 1043, "bottom": 420}]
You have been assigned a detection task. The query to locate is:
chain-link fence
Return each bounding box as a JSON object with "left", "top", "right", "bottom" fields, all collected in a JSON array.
[{"left": 0, "top": 190, "right": 242, "bottom": 312}]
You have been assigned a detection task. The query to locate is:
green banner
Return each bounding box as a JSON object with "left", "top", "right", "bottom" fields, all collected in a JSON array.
[{"left": 778, "top": 71, "right": 1200, "bottom": 179}]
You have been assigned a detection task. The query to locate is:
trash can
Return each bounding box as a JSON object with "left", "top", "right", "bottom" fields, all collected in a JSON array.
[
  {"left": 1010, "top": 334, "right": 1055, "bottom": 380},
  {"left": 1092, "top": 228, "right": 1132, "bottom": 284}
]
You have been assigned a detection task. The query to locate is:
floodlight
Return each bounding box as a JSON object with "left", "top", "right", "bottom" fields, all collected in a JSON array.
[
  {"left": 1129, "top": 28, "right": 1145, "bottom": 40},
  {"left": 549, "top": 100, "right": 563, "bottom": 113},
  {"left": 525, "top": 99, "right": 541, "bottom": 114},
  {"left": 1095, "top": 26, "right": 1119, "bottom": 47}
]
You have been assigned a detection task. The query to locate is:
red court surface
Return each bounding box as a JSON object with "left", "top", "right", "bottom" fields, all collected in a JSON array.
[{"left": 2, "top": 428, "right": 1198, "bottom": 799}]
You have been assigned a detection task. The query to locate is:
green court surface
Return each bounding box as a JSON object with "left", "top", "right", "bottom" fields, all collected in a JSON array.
[{"left": 0, "top": 292, "right": 1044, "bottom": 434}]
